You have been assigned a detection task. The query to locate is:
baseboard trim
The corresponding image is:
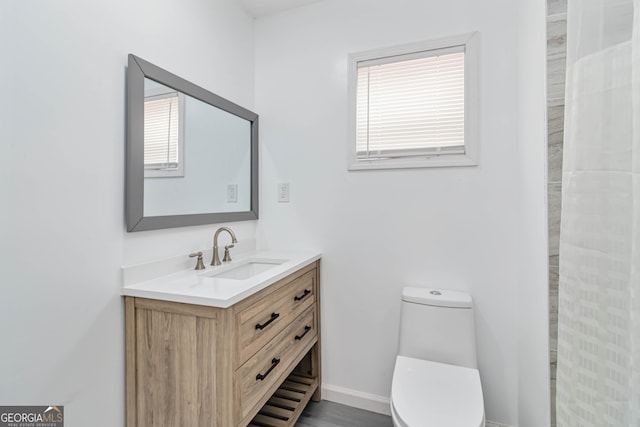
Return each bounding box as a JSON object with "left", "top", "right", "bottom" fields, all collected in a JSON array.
[
  {"left": 321, "top": 384, "right": 514, "bottom": 427},
  {"left": 321, "top": 383, "right": 391, "bottom": 416}
]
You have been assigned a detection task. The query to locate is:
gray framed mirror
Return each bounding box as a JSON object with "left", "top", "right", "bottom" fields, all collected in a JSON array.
[{"left": 126, "top": 54, "right": 258, "bottom": 232}]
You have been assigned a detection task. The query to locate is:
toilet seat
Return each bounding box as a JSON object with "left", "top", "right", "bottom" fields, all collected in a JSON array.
[{"left": 391, "top": 356, "right": 485, "bottom": 427}]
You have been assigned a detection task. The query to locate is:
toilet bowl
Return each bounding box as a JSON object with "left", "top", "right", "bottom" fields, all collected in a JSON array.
[
  {"left": 390, "top": 356, "right": 484, "bottom": 427},
  {"left": 391, "top": 287, "right": 485, "bottom": 427}
]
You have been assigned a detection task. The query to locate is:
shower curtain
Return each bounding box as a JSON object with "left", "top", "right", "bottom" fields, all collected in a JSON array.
[{"left": 556, "top": 0, "right": 640, "bottom": 426}]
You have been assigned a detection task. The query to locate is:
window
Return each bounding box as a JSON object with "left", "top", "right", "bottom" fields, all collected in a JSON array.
[
  {"left": 348, "top": 32, "right": 478, "bottom": 170},
  {"left": 144, "top": 85, "right": 185, "bottom": 178}
]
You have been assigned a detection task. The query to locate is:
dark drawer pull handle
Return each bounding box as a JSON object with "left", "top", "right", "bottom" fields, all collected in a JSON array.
[
  {"left": 294, "top": 289, "right": 311, "bottom": 301},
  {"left": 255, "top": 312, "right": 279, "bottom": 330},
  {"left": 256, "top": 358, "right": 280, "bottom": 381},
  {"left": 295, "top": 325, "right": 312, "bottom": 341}
]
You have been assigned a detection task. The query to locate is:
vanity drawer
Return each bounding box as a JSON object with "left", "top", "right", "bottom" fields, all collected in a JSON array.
[
  {"left": 236, "top": 269, "right": 316, "bottom": 365},
  {"left": 236, "top": 306, "right": 317, "bottom": 420}
]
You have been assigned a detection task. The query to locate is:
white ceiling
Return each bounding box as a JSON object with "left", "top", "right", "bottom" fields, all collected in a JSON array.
[{"left": 238, "top": 0, "right": 325, "bottom": 18}]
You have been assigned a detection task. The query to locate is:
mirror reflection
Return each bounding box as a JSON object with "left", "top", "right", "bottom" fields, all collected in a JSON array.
[
  {"left": 143, "top": 79, "right": 252, "bottom": 216},
  {"left": 126, "top": 54, "right": 259, "bottom": 232}
]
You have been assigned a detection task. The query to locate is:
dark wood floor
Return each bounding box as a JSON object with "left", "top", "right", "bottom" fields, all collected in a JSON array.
[{"left": 296, "top": 401, "right": 393, "bottom": 427}]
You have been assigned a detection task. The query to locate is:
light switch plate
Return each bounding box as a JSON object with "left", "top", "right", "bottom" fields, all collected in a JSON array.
[
  {"left": 277, "top": 183, "right": 290, "bottom": 203},
  {"left": 227, "top": 184, "right": 238, "bottom": 203}
]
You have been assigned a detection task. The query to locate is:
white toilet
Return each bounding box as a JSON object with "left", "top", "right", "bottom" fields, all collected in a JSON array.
[{"left": 390, "top": 287, "right": 485, "bottom": 427}]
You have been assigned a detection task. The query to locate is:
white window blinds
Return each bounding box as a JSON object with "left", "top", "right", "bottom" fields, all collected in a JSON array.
[
  {"left": 356, "top": 47, "right": 465, "bottom": 159},
  {"left": 144, "top": 92, "right": 180, "bottom": 169}
]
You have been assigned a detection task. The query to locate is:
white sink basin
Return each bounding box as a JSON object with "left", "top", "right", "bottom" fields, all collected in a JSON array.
[{"left": 201, "top": 257, "right": 288, "bottom": 280}]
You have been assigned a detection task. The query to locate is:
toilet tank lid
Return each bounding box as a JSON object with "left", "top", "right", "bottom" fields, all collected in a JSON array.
[{"left": 402, "top": 287, "right": 473, "bottom": 308}]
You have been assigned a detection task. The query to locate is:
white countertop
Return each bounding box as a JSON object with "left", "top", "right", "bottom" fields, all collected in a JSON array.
[{"left": 121, "top": 251, "right": 321, "bottom": 308}]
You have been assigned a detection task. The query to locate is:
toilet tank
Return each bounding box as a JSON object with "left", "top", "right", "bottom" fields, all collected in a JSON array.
[{"left": 398, "top": 287, "right": 478, "bottom": 369}]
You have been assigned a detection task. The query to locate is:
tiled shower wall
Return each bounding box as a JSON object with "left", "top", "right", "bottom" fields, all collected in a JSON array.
[{"left": 547, "top": 0, "right": 567, "bottom": 425}]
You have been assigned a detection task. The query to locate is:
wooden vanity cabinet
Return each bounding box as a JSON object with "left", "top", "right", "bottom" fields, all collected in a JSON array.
[{"left": 125, "top": 261, "right": 321, "bottom": 427}]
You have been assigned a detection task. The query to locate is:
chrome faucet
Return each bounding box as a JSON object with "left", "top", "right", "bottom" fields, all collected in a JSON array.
[{"left": 211, "top": 227, "right": 238, "bottom": 266}]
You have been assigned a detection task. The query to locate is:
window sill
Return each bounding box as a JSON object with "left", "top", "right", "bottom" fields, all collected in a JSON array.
[
  {"left": 348, "top": 154, "right": 478, "bottom": 171},
  {"left": 144, "top": 168, "right": 185, "bottom": 178}
]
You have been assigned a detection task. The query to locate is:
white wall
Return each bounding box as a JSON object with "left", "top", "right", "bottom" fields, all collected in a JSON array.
[
  {"left": 516, "top": 0, "right": 551, "bottom": 425},
  {"left": 254, "top": 0, "right": 540, "bottom": 425},
  {"left": 0, "top": 0, "right": 255, "bottom": 425}
]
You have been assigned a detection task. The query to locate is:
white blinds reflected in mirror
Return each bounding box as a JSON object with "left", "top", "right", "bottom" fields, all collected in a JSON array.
[{"left": 144, "top": 80, "right": 184, "bottom": 177}]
